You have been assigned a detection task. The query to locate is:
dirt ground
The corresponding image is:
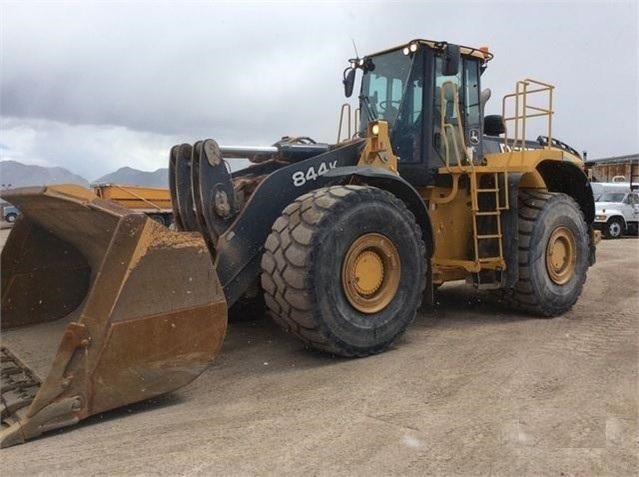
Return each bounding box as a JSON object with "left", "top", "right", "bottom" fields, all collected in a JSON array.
[{"left": 1, "top": 227, "right": 637, "bottom": 476}]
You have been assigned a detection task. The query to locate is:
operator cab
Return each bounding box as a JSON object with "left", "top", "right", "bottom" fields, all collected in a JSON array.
[{"left": 344, "top": 40, "right": 492, "bottom": 185}]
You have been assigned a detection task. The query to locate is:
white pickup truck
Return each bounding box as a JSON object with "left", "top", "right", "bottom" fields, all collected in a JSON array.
[
  {"left": 594, "top": 190, "right": 639, "bottom": 238},
  {"left": 1, "top": 203, "right": 19, "bottom": 223}
]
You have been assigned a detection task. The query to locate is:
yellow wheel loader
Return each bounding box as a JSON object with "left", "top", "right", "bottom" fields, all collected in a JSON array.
[{"left": 0, "top": 39, "right": 597, "bottom": 447}]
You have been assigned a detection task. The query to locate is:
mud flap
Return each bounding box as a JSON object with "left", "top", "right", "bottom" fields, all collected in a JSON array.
[{"left": 1, "top": 185, "right": 227, "bottom": 447}]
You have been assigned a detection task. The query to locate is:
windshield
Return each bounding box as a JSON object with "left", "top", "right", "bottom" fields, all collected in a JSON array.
[
  {"left": 359, "top": 49, "right": 424, "bottom": 163},
  {"left": 360, "top": 50, "right": 414, "bottom": 130},
  {"left": 597, "top": 192, "right": 626, "bottom": 203}
]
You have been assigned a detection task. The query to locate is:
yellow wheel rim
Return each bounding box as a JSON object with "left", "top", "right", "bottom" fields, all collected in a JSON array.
[
  {"left": 342, "top": 233, "right": 401, "bottom": 314},
  {"left": 545, "top": 226, "right": 576, "bottom": 285}
]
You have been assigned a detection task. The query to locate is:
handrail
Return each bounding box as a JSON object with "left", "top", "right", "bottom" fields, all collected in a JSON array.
[
  {"left": 337, "top": 103, "right": 352, "bottom": 143},
  {"left": 501, "top": 78, "right": 554, "bottom": 163},
  {"left": 337, "top": 104, "right": 362, "bottom": 143}
]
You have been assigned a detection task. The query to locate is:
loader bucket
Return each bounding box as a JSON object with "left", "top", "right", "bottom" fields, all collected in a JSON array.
[{"left": 1, "top": 185, "right": 227, "bottom": 448}]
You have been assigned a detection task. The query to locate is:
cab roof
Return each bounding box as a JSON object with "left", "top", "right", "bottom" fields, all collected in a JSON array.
[{"left": 365, "top": 39, "right": 493, "bottom": 63}]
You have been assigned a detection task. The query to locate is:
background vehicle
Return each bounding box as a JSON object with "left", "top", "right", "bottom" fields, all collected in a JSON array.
[
  {"left": 1, "top": 203, "right": 19, "bottom": 223},
  {"left": 595, "top": 190, "right": 639, "bottom": 238},
  {"left": 0, "top": 39, "right": 596, "bottom": 447},
  {"left": 92, "top": 183, "right": 173, "bottom": 226},
  {"left": 590, "top": 181, "right": 632, "bottom": 201}
]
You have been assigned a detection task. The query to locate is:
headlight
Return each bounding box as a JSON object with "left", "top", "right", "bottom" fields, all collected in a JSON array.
[
  {"left": 403, "top": 42, "right": 418, "bottom": 55},
  {"left": 595, "top": 215, "right": 607, "bottom": 221},
  {"left": 371, "top": 124, "right": 380, "bottom": 135}
]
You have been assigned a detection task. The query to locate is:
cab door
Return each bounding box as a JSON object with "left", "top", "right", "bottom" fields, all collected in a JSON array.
[
  {"left": 431, "top": 56, "right": 483, "bottom": 167},
  {"left": 626, "top": 193, "right": 639, "bottom": 223}
]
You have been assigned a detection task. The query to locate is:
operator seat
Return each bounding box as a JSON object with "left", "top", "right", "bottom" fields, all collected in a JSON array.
[
  {"left": 439, "top": 81, "right": 467, "bottom": 166},
  {"left": 480, "top": 88, "right": 492, "bottom": 114}
]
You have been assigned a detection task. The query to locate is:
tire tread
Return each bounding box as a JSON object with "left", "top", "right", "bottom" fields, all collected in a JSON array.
[
  {"left": 261, "top": 185, "right": 426, "bottom": 356},
  {"left": 506, "top": 190, "right": 588, "bottom": 316}
]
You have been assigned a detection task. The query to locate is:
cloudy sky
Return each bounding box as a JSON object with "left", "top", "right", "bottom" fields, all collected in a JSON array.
[{"left": 1, "top": 1, "right": 638, "bottom": 181}]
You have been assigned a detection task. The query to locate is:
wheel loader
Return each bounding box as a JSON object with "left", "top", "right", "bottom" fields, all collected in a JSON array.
[{"left": 0, "top": 39, "right": 597, "bottom": 447}]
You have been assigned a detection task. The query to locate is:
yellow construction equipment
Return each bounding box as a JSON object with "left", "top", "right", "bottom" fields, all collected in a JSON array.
[
  {"left": 92, "top": 183, "right": 173, "bottom": 226},
  {"left": 1, "top": 39, "right": 597, "bottom": 447}
]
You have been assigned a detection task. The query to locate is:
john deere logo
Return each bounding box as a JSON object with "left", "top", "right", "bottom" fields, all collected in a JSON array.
[{"left": 469, "top": 129, "right": 480, "bottom": 145}]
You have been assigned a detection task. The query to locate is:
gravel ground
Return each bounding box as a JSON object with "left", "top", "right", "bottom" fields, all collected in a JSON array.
[{"left": 1, "top": 229, "right": 637, "bottom": 476}]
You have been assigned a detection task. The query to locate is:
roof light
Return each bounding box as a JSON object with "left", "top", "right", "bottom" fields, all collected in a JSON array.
[{"left": 410, "top": 43, "right": 418, "bottom": 52}]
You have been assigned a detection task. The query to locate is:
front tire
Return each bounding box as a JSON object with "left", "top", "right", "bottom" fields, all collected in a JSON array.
[
  {"left": 5, "top": 213, "right": 17, "bottom": 223},
  {"left": 509, "top": 191, "right": 589, "bottom": 317},
  {"left": 603, "top": 217, "right": 624, "bottom": 239},
  {"left": 261, "top": 185, "right": 427, "bottom": 357}
]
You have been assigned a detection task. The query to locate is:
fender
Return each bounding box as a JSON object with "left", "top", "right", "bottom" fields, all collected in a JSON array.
[
  {"left": 537, "top": 160, "right": 597, "bottom": 265},
  {"left": 537, "top": 160, "right": 595, "bottom": 223},
  {"left": 321, "top": 166, "right": 436, "bottom": 306},
  {"left": 322, "top": 166, "right": 434, "bottom": 259}
]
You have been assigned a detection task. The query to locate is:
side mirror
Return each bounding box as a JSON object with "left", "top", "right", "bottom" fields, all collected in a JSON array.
[
  {"left": 443, "top": 44, "right": 460, "bottom": 76},
  {"left": 343, "top": 68, "right": 356, "bottom": 98}
]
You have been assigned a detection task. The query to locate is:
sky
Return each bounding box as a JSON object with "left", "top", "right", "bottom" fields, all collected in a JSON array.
[{"left": 1, "top": 0, "right": 638, "bottom": 181}]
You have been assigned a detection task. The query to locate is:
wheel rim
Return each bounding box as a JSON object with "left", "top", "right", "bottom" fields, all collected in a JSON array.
[
  {"left": 545, "top": 226, "right": 577, "bottom": 285},
  {"left": 609, "top": 221, "right": 621, "bottom": 237},
  {"left": 342, "top": 233, "right": 401, "bottom": 314}
]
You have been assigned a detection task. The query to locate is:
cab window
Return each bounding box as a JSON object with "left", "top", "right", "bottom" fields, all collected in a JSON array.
[
  {"left": 433, "top": 56, "right": 482, "bottom": 164},
  {"left": 598, "top": 192, "right": 626, "bottom": 203}
]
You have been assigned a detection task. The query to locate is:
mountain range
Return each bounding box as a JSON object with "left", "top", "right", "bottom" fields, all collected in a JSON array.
[
  {"left": 0, "top": 160, "right": 169, "bottom": 190},
  {"left": 94, "top": 166, "right": 169, "bottom": 187}
]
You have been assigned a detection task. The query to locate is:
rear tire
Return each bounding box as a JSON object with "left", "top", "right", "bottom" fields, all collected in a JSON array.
[
  {"left": 5, "top": 213, "right": 17, "bottom": 223},
  {"left": 508, "top": 190, "right": 589, "bottom": 316},
  {"left": 149, "top": 214, "right": 166, "bottom": 226},
  {"left": 603, "top": 217, "right": 624, "bottom": 239},
  {"left": 261, "top": 185, "right": 427, "bottom": 357}
]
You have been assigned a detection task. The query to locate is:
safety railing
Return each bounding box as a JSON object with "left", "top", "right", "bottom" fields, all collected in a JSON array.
[
  {"left": 337, "top": 103, "right": 360, "bottom": 143},
  {"left": 501, "top": 78, "right": 554, "bottom": 156}
]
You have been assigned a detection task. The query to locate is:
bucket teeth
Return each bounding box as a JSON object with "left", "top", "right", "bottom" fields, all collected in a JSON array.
[{"left": 0, "top": 347, "right": 41, "bottom": 421}]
